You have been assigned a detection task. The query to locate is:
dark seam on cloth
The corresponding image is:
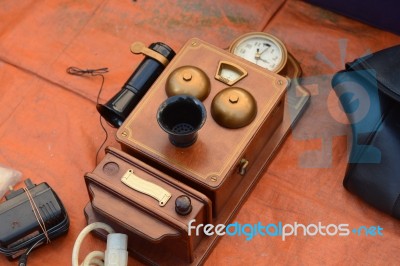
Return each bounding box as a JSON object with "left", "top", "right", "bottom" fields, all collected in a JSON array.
[
  {"left": 0, "top": 58, "right": 97, "bottom": 105},
  {"left": 0, "top": 1, "right": 109, "bottom": 106},
  {"left": 0, "top": 96, "right": 24, "bottom": 127},
  {"left": 261, "top": 0, "right": 288, "bottom": 31},
  {"left": 49, "top": 0, "right": 109, "bottom": 67}
]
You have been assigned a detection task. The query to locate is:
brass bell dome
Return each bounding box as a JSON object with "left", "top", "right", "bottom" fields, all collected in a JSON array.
[
  {"left": 165, "top": 66, "right": 211, "bottom": 101},
  {"left": 211, "top": 87, "right": 257, "bottom": 129}
]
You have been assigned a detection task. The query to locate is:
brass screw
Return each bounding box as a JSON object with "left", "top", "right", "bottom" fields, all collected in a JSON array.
[
  {"left": 183, "top": 72, "right": 192, "bottom": 81},
  {"left": 191, "top": 41, "right": 198, "bottom": 46},
  {"left": 210, "top": 176, "right": 217, "bottom": 182},
  {"left": 229, "top": 94, "right": 239, "bottom": 104},
  {"left": 277, "top": 80, "right": 284, "bottom": 85},
  {"left": 121, "top": 131, "right": 128, "bottom": 137}
]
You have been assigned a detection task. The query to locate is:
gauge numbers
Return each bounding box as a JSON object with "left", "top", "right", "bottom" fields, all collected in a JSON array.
[{"left": 229, "top": 32, "right": 287, "bottom": 73}]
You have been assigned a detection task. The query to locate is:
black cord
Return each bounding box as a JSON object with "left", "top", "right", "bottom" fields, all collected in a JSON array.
[
  {"left": 66, "top": 66, "right": 108, "bottom": 105},
  {"left": 66, "top": 67, "right": 109, "bottom": 76},
  {"left": 18, "top": 254, "right": 27, "bottom": 266},
  {"left": 17, "top": 240, "right": 42, "bottom": 266},
  {"left": 96, "top": 116, "right": 110, "bottom": 164},
  {"left": 66, "top": 66, "right": 110, "bottom": 165},
  {"left": 0, "top": 209, "right": 69, "bottom": 264}
]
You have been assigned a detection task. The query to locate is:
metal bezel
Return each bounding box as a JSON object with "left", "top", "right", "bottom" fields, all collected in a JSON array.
[{"left": 228, "top": 32, "right": 288, "bottom": 73}]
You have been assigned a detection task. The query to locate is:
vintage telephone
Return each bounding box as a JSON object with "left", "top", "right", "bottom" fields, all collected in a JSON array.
[{"left": 85, "top": 33, "right": 310, "bottom": 265}]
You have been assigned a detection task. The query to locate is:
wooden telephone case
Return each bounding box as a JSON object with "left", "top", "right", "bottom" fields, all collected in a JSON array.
[{"left": 84, "top": 38, "right": 308, "bottom": 265}]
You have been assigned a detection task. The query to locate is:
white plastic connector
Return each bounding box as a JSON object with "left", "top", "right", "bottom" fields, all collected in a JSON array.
[{"left": 104, "top": 233, "right": 128, "bottom": 266}]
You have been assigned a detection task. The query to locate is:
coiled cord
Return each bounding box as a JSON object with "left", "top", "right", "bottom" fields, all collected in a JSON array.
[{"left": 71, "top": 222, "right": 115, "bottom": 266}]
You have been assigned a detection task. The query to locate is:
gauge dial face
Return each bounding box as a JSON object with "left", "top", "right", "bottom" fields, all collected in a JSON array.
[
  {"left": 229, "top": 32, "right": 287, "bottom": 73},
  {"left": 215, "top": 61, "right": 247, "bottom": 86}
]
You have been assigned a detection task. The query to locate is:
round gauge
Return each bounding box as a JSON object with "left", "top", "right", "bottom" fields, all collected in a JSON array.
[{"left": 229, "top": 32, "right": 288, "bottom": 73}]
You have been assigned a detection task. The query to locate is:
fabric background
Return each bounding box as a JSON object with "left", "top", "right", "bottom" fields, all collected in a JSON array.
[{"left": 1, "top": 0, "right": 399, "bottom": 265}]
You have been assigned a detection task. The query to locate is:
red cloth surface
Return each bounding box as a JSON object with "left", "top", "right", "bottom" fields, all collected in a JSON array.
[{"left": 0, "top": 0, "right": 399, "bottom": 265}]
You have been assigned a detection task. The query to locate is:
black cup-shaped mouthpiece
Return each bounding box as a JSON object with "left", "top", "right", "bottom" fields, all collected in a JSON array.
[{"left": 157, "top": 95, "right": 207, "bottom": 147}]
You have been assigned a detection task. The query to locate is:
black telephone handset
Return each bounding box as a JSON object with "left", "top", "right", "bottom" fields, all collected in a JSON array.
[{"left": 97, "top": 42, "right": 175, "bottom": 128}]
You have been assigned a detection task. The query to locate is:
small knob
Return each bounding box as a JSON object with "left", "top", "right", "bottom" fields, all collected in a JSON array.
[
  {"left": 229, "top": 94, "right": 239, "bottom": 104},
  {"left": 175, "top": 195, "right": 192, "bottom": 216},
  {"left": 183, "top": 72, "right": 192, "bottom": 81}
]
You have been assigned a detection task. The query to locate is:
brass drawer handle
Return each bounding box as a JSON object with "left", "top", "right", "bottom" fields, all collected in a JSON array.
[{"left": 121, "top": 169, "right": 171, "bottom": 206}]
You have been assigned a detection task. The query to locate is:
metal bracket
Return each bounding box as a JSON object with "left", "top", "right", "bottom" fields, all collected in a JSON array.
[
  {"left": 239, "top": 159, "right": 249, "bottom": 176},
  {"left": 130, "top": 42, "right": 170, "bottom": 66}
]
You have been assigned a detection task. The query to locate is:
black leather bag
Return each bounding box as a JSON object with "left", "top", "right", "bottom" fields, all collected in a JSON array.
[
  {"left": 332, "top": 45, "right": 400, "bottom": 219},
  {"left": 305, "top": 0, "right": 400, "bottom": 35}
]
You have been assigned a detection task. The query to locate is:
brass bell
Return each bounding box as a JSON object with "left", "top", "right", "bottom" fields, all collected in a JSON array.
[
  {"left": 211, "top": 87, "right": 257, "bottom": 128},
  {"left": 165, "top": 66, "right": 211, "bottom": 101}
]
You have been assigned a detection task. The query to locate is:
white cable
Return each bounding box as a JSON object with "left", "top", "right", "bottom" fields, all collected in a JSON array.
[
  {"left": 82, "top": 251, "right": 105, "bottom": 266},
  {"left": 72, "top": 222, "right": 115, "bottom": 266},
  {"left": 104, "top": 234, "right": 128, "bottom": 266}
]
